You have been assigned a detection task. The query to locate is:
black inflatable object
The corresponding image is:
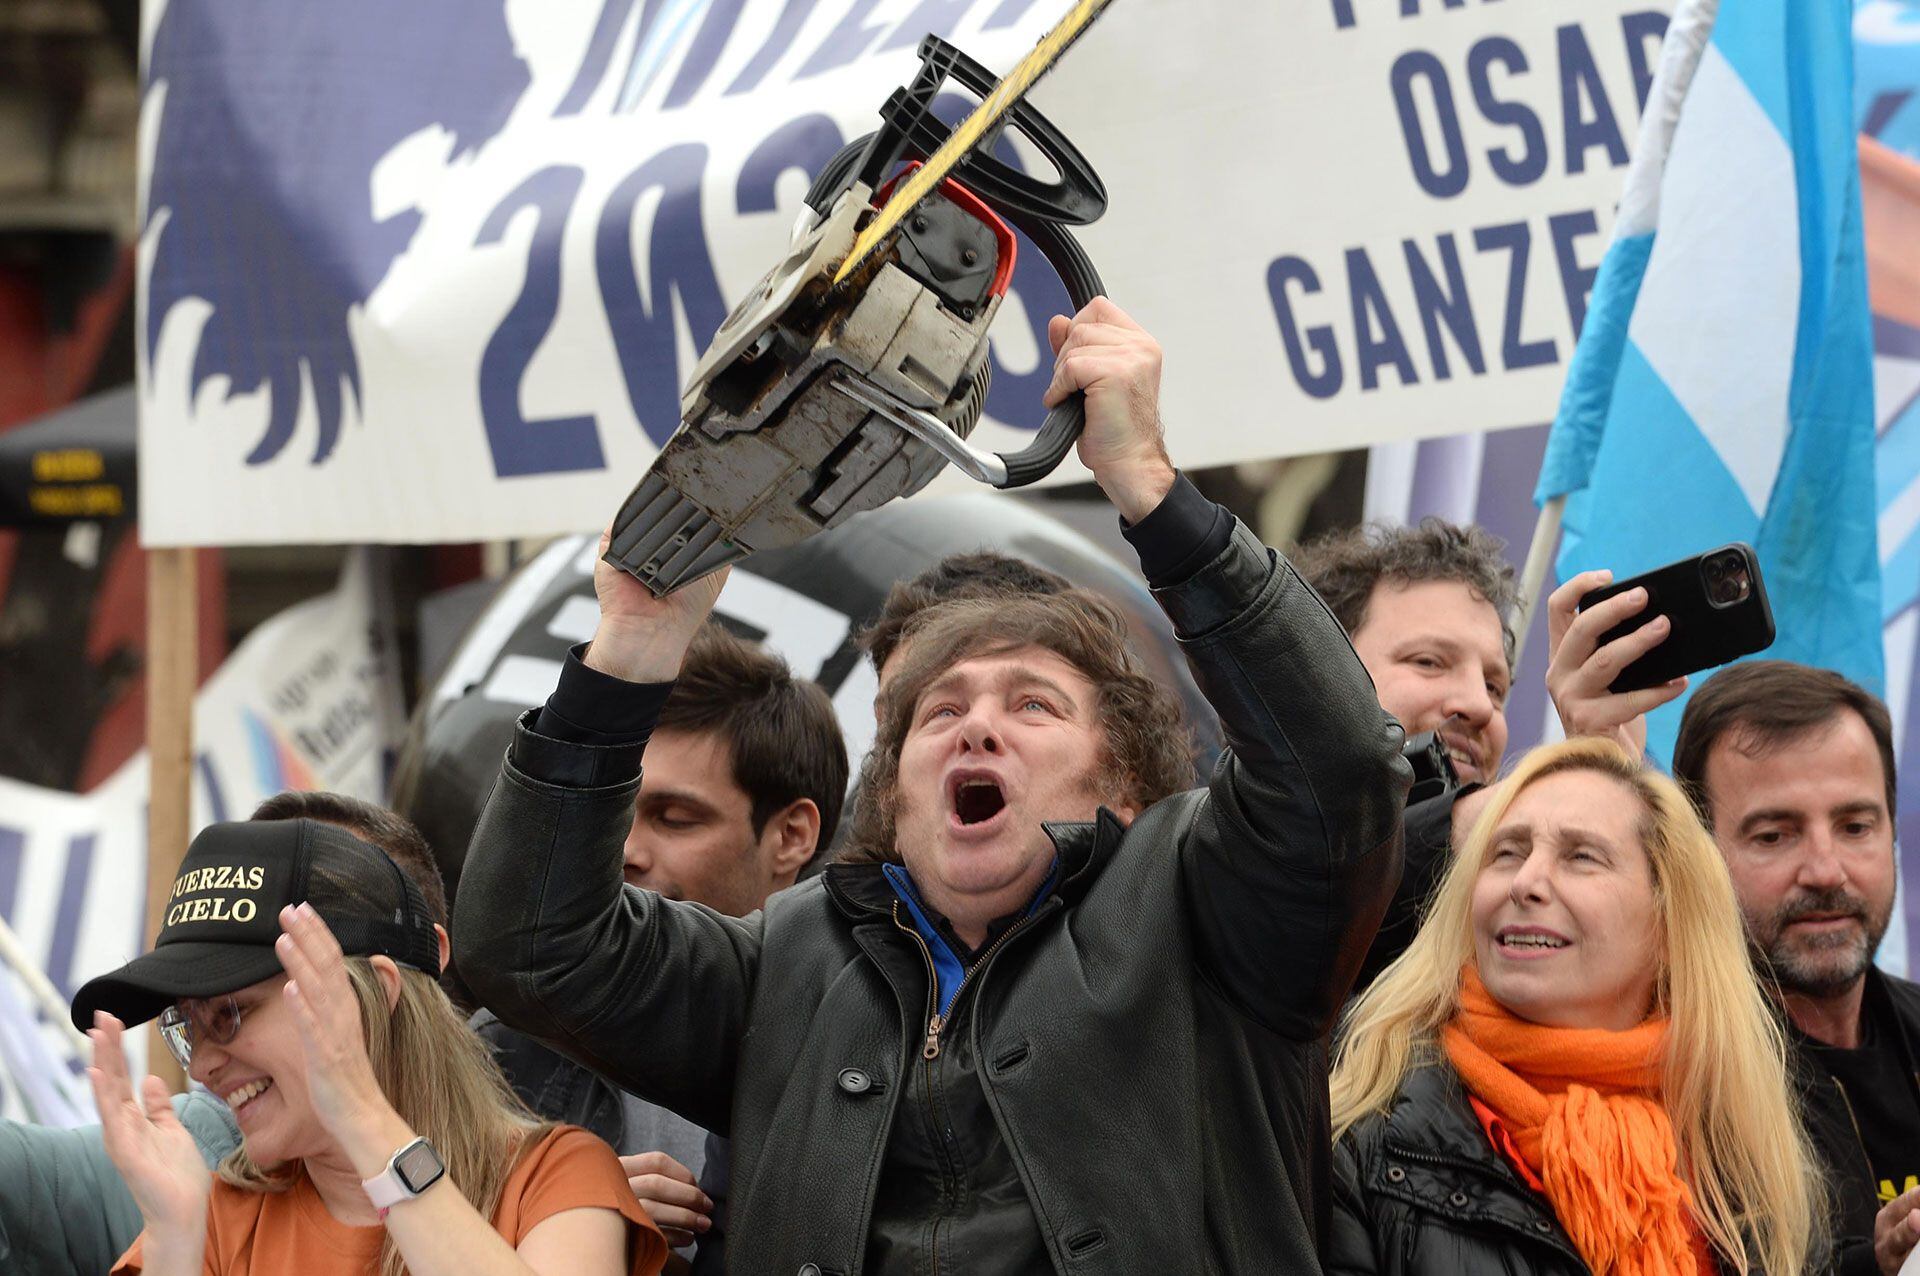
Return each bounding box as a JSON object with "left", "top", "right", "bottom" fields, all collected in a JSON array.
[{"left": 393, "top": 494, "right": 1223, "bottom": 948}]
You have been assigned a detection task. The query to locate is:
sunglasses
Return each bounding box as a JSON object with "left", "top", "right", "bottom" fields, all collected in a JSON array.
[{"left": 156, "top": 994, "right": 247, "bottom": 1069}]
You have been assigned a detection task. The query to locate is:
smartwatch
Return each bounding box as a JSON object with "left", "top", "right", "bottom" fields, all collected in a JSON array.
[{"left": 362, "top": 1136, "right": 446, "bottom": 1214}]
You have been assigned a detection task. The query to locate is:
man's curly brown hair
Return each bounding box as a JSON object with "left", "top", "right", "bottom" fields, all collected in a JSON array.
[
  {"left": 860, "top": 551, "right": 1072, "bottom": 675},
  {"left": 1291, "top": 517, "right": 1519, "bottom": 672},
  {"left": 839, "top": 590, "right": 1196, "bottom": 865}
]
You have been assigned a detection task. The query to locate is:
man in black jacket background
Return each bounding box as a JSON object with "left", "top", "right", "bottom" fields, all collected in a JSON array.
[
  {"left": 452, "top": 297, "right": 1411, "bottom": 1273},
  {"left": 1673, "top": 661, "right": 1920, "bottom": 1276}
]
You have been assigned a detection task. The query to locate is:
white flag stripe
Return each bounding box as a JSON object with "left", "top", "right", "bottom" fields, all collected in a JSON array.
[
  {"left": 1876, "top": 352, "right": 1920, "bottom": 434},
  {"left": 1614, "top": 0, "right": 1722, "bottom": 239},
  {"left": 1628, "top": 43, "right": 1800, "bottom": 518},
  {"left": 1883, "top": 473, "right": 1920, "bottom": 567}
]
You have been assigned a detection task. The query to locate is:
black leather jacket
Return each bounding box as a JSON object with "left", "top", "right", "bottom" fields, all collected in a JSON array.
[
  {"left": 454, "top": 519, "right": 1410, "bottom": 1275},
  {"left": 1331, "top": 1064, "right": 1746, "bottom": 1276},
  {"left": 1331, "top": 1064, "right": 1620, "bottom": 1276},
  {"left": 1354, "top": 788, "right": 1469, "bottom": 993}
]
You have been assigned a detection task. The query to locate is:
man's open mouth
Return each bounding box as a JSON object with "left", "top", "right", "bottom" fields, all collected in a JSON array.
[{"left": 951, "top": 776, "right": 1007, "bottom": 826}]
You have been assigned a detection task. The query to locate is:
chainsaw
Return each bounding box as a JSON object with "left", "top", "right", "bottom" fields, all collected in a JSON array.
[{"left": 604, "top": 3, "right": 1116, "bottom": 596}]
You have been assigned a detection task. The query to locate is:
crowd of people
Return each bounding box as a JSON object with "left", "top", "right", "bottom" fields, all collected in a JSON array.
[{"left": 3, "top": 300, "right": 1915, "bottom": 1274}]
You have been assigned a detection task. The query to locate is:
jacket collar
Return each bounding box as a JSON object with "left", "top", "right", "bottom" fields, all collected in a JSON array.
[
  {"left": 822, "top": 807, "right": 1127, "bottom": 922},
  {"left": 1786, "top": 967, "right": 1920, "bottom": 1069},
  {"left": 1376, "top": 1064, "right": 1586, "bottom": 1267},
  {"left": 1382, "top": 1062, "right": 1523, "bottom": 1177}
]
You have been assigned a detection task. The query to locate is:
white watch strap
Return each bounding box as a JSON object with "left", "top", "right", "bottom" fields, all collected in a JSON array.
[
  {"left": 362, "top": 1161, "right": 412, "bottom": 1210},
  {"left": 362, "top": 1137, "right": 433, "bottom": 1210}
]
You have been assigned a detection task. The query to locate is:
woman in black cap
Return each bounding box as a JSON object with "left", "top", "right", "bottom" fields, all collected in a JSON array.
[{"left": 74, "top": 817, "right": 666, "bottom": 1276}]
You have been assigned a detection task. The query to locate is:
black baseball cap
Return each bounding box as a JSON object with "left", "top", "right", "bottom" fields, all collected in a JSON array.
[{"left": 72, "top": 818, "right": 441, "bottom": 1031}]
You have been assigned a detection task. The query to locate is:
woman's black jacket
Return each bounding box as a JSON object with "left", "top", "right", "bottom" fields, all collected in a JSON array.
[{"left": 1329, "top": 1063, "right": 1737, "bottom": 1276}]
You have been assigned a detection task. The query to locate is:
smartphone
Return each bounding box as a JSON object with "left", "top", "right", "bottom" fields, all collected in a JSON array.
[{"left": 1575, "top": 543, "right": 1774, "bottom": 694}]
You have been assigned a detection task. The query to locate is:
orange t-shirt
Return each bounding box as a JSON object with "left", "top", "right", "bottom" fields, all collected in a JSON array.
[{"left": 113, "top": 1125, "right": 666, "bottom": 1276}]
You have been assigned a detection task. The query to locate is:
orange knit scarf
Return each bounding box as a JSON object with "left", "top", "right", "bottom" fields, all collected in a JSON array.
[{"left": 1440, "top": 967, "right": 1700, "bottom": 1276}]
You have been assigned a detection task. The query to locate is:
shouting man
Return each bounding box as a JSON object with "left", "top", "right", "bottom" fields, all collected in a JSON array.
[{"left": 455, "top": 298, "right": 1410, "bottom": 1273}]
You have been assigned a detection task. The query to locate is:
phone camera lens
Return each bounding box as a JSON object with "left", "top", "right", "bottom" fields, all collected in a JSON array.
[{"left": 1702, "top": 551, "right": 1750, "bottom": 607}]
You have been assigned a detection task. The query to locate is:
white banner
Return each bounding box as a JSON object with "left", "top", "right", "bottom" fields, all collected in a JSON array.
[
  {"left": 0, "top": 550, "right": 404, "bottom": 1122},
  {"left": 139, "top": 0, "right": 1673, "bottom": 545}
]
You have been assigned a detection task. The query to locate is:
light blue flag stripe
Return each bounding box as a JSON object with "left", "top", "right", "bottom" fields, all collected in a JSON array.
[
  {"left": 1533, "top": 235, "right": 1654, "bottom": 504},
  {"left": 1535, "top": 0, "right": 1882, "bottom": 763},
  {"left": 1755, "top": 0, "right": 1882, "bottom": 686}
]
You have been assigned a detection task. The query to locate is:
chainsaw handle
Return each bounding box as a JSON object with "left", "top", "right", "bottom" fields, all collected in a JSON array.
[
  {"left": 989, "top": 215, "right": 1102, "bottom": 489},
  {"left": 994, "top": 401, "right": 1082, "bottom": 488}
]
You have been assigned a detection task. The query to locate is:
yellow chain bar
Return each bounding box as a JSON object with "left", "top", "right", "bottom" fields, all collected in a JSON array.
[{"left": 831, "top": 0, "right": 1116, "bottom": 285}]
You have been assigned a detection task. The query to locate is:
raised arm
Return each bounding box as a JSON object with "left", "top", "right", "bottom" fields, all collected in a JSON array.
[
  {"left": 453, "top": 558, "right": 758, "bottom": 1133},
  {"left": 1162, "top": 523, "right": 1410, "bottom": 1037},
  {"left": 1045, "top": 299, "right": 1411, "bottom": 1042}
]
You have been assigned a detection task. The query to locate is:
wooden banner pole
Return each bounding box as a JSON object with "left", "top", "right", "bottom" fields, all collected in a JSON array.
[{"left": 144, "top": 545, "right": 196, "bottom": 1092}]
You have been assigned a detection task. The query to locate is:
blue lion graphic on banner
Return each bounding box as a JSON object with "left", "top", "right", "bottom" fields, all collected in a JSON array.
[
  {"left": 143, "top": 0, "right": 1071, "bottom": 476},
  {"left": 144, "top": 1, "right": 530, "bottom": 465}
]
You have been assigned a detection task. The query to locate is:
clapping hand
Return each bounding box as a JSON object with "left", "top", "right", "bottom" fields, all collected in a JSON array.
[
  {"left": 88, "top": 1012, "right": 212, "bottom": 1238},
  {"left": 276, "top": 903, "right": 395, "bottom": 1147}
]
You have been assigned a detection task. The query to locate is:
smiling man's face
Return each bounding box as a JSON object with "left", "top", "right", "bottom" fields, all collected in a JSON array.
[
  {"left": 890, "top": 645, "right": 1127, "bottom": 945},
  {"left": 1704, "top": 710, "right": 1896, "bottom": 1000},
  {"left": 1349, "top": 579, "right": 1510, "bottom": 784}
]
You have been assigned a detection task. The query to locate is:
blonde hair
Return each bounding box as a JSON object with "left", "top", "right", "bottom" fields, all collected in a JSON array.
[
  {"left": 220, "top": 962, "right": 550, "bottom": 1276},
  {"left": 1330, "top": 737, "right": 1819, "bottom": 1275}
]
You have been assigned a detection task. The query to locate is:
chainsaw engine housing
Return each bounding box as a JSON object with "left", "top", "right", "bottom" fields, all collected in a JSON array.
[
  {"left": 603, "top": 34, "right": 1108, "bottom": 596},
  {"left": 607, "top": 180, "right": 1012, "bottom": 594}
]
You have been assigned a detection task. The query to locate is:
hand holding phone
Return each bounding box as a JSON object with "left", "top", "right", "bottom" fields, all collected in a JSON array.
[
  {"left": 1546, "top": 573, "right": 1687, "bottom": 757},
  {"left": 1574, "top": 544, "right": 1773, "bottom": 692},
  {"left": 1545, "top": 544, "right": 1772, "bottom": 756}
]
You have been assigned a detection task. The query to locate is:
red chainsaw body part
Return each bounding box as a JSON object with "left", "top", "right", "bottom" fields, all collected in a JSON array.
[{"left": 873, "top": 163, "right": 1018, "bottom": 298}]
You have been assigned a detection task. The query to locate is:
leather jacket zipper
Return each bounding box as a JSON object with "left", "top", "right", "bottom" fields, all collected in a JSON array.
[{"left": 892, "top": 902, "right": 1032, "bottom": 1060}]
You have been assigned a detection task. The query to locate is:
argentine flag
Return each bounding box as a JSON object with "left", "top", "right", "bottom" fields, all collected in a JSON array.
[{"left": 1535, "top": 0, "right": 1883, "bottom": 761}]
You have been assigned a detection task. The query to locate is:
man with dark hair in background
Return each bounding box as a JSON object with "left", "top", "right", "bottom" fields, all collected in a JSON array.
[
  {"left": 1294, "top": 518, "right": 1520, "bottom": 789},
  {"left": 1672, "top": 661, "right": 1920, "bottom": 1276},
  {"left": 480, "top": 623, "right": 847, "bottom": 1259},
  {"left": 626, "top": 624, "right": 847, "bottom": 909}
]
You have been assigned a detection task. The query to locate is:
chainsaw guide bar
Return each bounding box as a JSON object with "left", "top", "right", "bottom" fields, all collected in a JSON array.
[{"left": 834, "top": 0, "right": 1118, "bottom": 285}]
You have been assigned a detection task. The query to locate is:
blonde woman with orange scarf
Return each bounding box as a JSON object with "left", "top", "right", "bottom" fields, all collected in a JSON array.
[{"left": 1327, "top": 737, "right": 1818, "bottom": 1276}]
